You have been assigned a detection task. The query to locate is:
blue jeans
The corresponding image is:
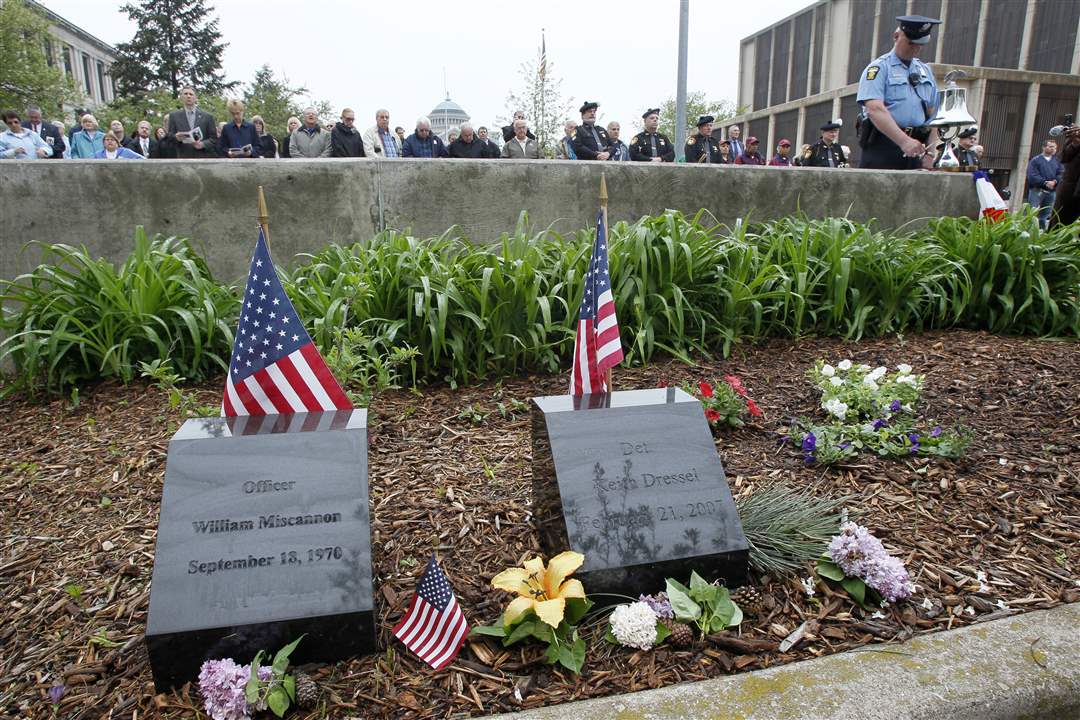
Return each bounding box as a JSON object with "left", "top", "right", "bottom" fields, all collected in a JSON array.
[{"left": 1027, "top": 188, "right": 1056, "bottom": 229}]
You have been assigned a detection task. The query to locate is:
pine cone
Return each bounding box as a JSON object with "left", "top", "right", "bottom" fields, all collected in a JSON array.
[
  {"left": 662, "top": 618, "right": 695, "bottom": 647},
  {"left": 730, "top": 586, "right": 764, "bottom": 616},
  {"left": 294, "top": 671, "right": 318, "bottom": 709}
]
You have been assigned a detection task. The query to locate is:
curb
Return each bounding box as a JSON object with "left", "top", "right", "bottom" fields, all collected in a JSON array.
[{"left": 486, "top": 602, "right": 1080, "bottom": 720}]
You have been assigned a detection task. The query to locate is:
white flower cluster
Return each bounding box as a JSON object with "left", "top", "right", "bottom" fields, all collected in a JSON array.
[
  {"left": 610, "top": 601, "right": 660, "bottom": 650},
  {"left": 824, "top": 398, "right": 849, "bottom": 420}
]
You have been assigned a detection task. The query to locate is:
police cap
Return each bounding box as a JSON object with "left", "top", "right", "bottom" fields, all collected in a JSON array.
[
  {"left": 696, "top": 115, "right": 714, "bottom": 127},
  {"left": 579, "top": 101, "right": 599, "bottom": 113},
  {"left": 896, "top": 15, "right": 941, "bottom": 45},
  {"left": 821, "top": 118, "right": 843, "bottom": 131},
  {"left": 642, "top": 108, "right": 660, "bottom": 119},
  {"left": 958, "top": 126, "right": 978, "bottom": 139}
]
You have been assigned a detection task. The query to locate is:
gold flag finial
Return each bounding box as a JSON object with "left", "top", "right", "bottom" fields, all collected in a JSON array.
[
  {"left": 599, "top": 173, "right": 608, "bottom": 208},
  {"left": 257, "top": 185, "right": 269, "bottom": 229}
]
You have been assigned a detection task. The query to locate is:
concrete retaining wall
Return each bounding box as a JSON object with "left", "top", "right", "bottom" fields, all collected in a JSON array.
[{"left": 0, "top": 159, "right": 980, "bottom": 282}]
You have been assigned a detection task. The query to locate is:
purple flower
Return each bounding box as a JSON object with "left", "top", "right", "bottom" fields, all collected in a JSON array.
[
  {"left": 639, "top": 592, "right": 674, "bottom": 619},
  {"left": 48, "top": 685, "right": 65, "bottom": 705},
  {"left": 828, "top": 522, "right": 913, "bottom": 604},
  {"left": 930, "top": 426, "right": 942, "bottom": 438},
  {"left": 839, "top": 442, "right": 851, "bottom": 450},
  {"left": 198, "top": 658, "right": 255, "bottom": 720},
  {"left": 801, "top": 432, "right": 817, "bottom": 464},
  {"left": 889, "top": 400, "right": 902, "bottom": 413},
  {"left": 872, "top": 418, "right": 887, "bottom": 430},
  {"left": 908, "top": 433, "right": 921, "bottom": 454}
]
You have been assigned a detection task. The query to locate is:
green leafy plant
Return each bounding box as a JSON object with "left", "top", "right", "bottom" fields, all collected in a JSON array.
[
  {"left": 323, "top": 326, "right": 419, "bottom": 406},
  {"left": 664, "top": 572, "right": 742, "bottom": 636},
  {"left": 63, "top": 584, "right": 83, "bottom": 602},
  {"left": 244, "top": 635, "right": 304, "bottom": 718}
]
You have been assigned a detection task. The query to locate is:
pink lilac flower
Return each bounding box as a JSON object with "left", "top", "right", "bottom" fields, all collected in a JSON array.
[
  {"left": 863, "top": 554, "right": 912, "bottom": 603},
  {"left": 198, "top": 658, "right": 254, "bottom": 720},
  {"left": 828, "top": 522, "right": 912, "bottom": 604}
]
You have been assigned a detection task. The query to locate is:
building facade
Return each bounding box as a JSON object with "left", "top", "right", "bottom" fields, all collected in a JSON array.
[
  {"left": 728, "top": 0, "right": 1080, "bottom": 204},
  {"left": 428, "top": 95, "right": 470, "bottom": 140},
  {"left": 30, "top": 0, "right": 118, "bottom": 111}
]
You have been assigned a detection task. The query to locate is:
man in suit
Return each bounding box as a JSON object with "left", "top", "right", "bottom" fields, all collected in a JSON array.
[
  {"left": 166, "top": 86, "right": 217, "bottom": 158},
  {"left": 727, "top": 124, "right": 744, "bottom": 161},
  {"left": 572, "top": 101, "right": 611, "bottom": 160},
  {"left": 126, "top": 120, "right": 159, "bottom": 158},
  {"left": 23, "top": 105, "right": 63, "bottom": 159}
]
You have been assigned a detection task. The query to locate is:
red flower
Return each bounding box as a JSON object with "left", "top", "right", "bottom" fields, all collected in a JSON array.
[
  {"left": 724, "top": 374, "right": 748, "bottom": 398},
  {"left": 698, "top": 381, "right": 714, "bottom": 398},
  {"left": 746, "top": 399, "right": 763, "bottom": 418},
  {"left": 705, "top": 408, "right": 721, "bottom": 423}
]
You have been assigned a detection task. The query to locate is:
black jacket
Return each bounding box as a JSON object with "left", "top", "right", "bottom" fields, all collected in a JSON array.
[
  {"left": 501, "top": 124, "right": 536, "bottom": 142},
  {"left": 25, "top": 121, "right": 63, "bottom": 158},
  {"left": 572, "top": 123, "right": 610, "bottom": 160},
  {"left": 629, "top": 131, "right": 675, "bottom": 162},
  {"left": 166, "top": 107, "right": 217, "bottom": 158},
  {"left": 479, "top": 139, "right": 500, "bottom": 158},
  {"left": 684, "top": 133, "right": 723, "bottom": 163},
  {"left": 124, "top": 135, "right": 159, "bottom": 158},
  {"left": 449, "top": 137, "right": 486, "bottom": 158},
  {"left": 330, "top": 122, "right": 366, "bottom": 157},
  {"left": 256, "top": 133, "right": 277, "bottom": 159},
  {"left": 803, "top": 140, "right": 848, "bottom": 168}
]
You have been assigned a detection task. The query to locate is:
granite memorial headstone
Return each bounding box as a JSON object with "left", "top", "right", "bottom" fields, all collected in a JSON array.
[
  {"left": 532, "top": 388, "right": 749, "bottom": 598},
  {"left": 146, "top": 409, "right": 375, "bottom": 691}
]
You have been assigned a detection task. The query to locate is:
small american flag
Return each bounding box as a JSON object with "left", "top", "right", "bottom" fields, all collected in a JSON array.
[
  {"left": 392, "top": 556, "right": 469, "bottom": 670},
  {"left": 222, "top": 228, "right": 352, "bottom": 416},
  {"left": 570, "top": 210, "right": 623, "bottom": 394}
]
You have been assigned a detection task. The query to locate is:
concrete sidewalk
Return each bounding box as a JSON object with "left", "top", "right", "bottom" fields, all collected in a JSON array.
[{"left": 488, "top": 602, "right": 1080, "bottom": 720}]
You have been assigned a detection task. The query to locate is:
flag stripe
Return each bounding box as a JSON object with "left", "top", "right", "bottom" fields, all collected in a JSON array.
[
  {"left": 300, "top": 344, "right": 352, "bottom": 409},
  {"left": 241, "top": 375, "right": 279, "bottom": 414},
  {"left": 569, "top": 209, "right": 621, "bottom": 395},
  {"left": 253, "top": 367, "right": 294, "bottom": 413},
  {"left": 233, "top": 377, "right": 266, "bottom": 415},
  {"left": 420, "top": 597, "right": 465, "bottom": 662},
  {"left": 276, "top": 354, "right": 322, "bottom": 412},
  {"left": 291, "top": 347, "right": 336, "bottom": 410},
  {"left": 263, "top": 362, "right": 307, "bottom": 411},
  {"left": 429, "top": 612, "right": 469, "bottom": 669},
  {"left": 392, "top": 557, "right": 469, "bottom": 671}
]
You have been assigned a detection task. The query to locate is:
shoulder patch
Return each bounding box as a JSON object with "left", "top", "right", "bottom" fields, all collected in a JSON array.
[{"left": 866, "top": 65, "right": 879, "bottom": 81}]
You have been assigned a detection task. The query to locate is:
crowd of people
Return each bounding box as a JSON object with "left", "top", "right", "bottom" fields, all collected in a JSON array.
[{"left": 2, "top": 79, "right": 1077, "bottom": 227}]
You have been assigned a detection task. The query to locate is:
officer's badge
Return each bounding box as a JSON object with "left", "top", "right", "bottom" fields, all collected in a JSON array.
[
  {"left": 659, "top": 139, "right": 666, "bottom": 145},
  {"left": 687, "top": 137, "right": 695, "bottom": 145},
  {"left": 866, "top": 65, "right": 879, "bottom": 80}
]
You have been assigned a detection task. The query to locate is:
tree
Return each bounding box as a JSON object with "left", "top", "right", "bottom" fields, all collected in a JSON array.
[
  {"left": 503, "top": 58, "right": 574, "bottom": 157},
  {"left": 111, "top": 0, "right": 233, "bottom": 98},
  {"left": 0, "top": 0, "right": 77, "bottom": 114},
  {"left": 641, "top": 92, "right": 741, "bottom": 141},
  {"left": 242, "top": 65, "right": 311, "bottom": 137}
]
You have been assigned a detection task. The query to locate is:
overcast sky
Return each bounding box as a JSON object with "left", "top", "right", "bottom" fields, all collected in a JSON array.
[{"left": 43, "top": 0, "right": 811, "bottom": 131}]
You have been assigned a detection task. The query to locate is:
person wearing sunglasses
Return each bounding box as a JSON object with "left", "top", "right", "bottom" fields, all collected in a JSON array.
[{"left": 0, "top": 110, "right": 53, "bottom": 159}]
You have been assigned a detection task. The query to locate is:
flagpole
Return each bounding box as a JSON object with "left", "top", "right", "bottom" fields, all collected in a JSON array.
[
  {"left": 600, "top": 173, "right": 613, "bottom": 392},
  {"left": 257, "top": 185, "right": 271, "bottom": 251}
]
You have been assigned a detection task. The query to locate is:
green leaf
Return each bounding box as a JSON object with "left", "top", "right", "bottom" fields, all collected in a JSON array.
[
  {"left": 654, "top": 621, "right": 672, "bottom": 645},
  {"left": 272, "top": 634, "right": 305, "bottom": 675},
  {"left": 283, "top": 674, "right": 296, "bottom": 701},
  {"left": 267, "top": 685, "right": 289, "bottom": 717},
  {"left": 563, "top": 596, "right": 593, "bottom": 626},
  {"left": 505, "top": 619, "right": 540, "bottom": 646},
  {"left": 543, "top": 642, "right": 560, "bottom": 665},
  {"left": 816, "top": 558, "right": 846, "bottom": 582},
  {"left": 604, "top": 624, "right": 619, "bottom": 645},
  {"left": 469, "top": 624, "right": 507, "bottom": 639},
  {"left": 557, "top": 634, "right": 586, "bottom": 674},
  {"left": 689, "top": 571, "right": 719, "bottom": 605},
  {"left": 728, "top": 603, "right": 744, "bottom": 628},
  {"left": 245, "top": 650, "right": 264, "bottom": 704},
  {"left": 841, "top": 576, "right": 868, "bottom": 607},
  {"left": 666, "top": 578, "right": 701, "bottom": 623}
]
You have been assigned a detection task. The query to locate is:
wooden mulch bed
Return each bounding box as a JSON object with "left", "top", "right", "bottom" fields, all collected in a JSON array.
[{"left": 1, "top": 330, "right": 1078, "bottom": 719}]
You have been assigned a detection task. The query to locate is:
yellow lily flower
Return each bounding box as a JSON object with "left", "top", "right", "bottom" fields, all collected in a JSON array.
[{"left": 491, "top": 551, "right": 586, "bottom": 628}]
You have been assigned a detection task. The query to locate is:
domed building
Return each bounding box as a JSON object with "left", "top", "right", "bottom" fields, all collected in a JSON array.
[{"left": 429, "top": 95, "right": 470, "bottom": 140}]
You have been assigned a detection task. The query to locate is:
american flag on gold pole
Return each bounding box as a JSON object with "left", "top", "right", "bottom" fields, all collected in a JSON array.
[{"left": 538, "top": 29, "right": 547, "bottom": 80}]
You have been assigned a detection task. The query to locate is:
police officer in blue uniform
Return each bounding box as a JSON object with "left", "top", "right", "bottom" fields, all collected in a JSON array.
[
  {"left": 572, "top": 101, "right": 611, "bottom": 160},
  {"left": 857, "top": 15, "right": 941, "bottom": 170},
  {"left": 629, "top": 108, "right": 675, "bottom": 162}
]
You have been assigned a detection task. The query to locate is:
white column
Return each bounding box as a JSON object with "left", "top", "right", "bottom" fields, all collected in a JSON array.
[
  {"left": 786, "top": 19, "right": 796, "bottom": 102},
  {"left": 1011, "top": 81, "right": 1040, "bottom": 210},
  {"left": 807, "top": 7, "right": 817, "bottom": 96},
  {"left": 767, "top": 114, "right": 776, "bottom": 160},
  {"left": 936, "top": 0, "right": 949, "bottom": 64},
  {"left": 1072, "top": 9, "right": 1080, "bottom": 74},
  {"left": 796, "top": 105, "right": 807, "bottom": 149},
  {"left": 1018, "top": 0, "right": 1038, "bottom": 70},
  {"left": 973, "top": 0, "right": 990, "bottom": 66},
  {"left": 871, "top": 0, "right": 883, "bottom": 61}
]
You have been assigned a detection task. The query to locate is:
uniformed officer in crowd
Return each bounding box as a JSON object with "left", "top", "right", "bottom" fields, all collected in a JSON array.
[
  {"left": 933, "top": 126, "right": 984, "bottom": 170},
  {"left": 802, "top": 119, "right": 849, "bottom": 168},
  {"left": 684, "top": 115, "right": 722, "bottom": 163},
  {"left": 572, "top": 101, "right": 611, "bottom": 160},
  {"left": 856, "top": 15, "right": 941, "bottom": 170},
  {"left": 629, "top": 108, "right": 675, "bottom": 162}
]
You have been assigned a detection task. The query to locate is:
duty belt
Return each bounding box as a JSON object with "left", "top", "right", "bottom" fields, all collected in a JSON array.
[{"left": 902, "top": 126, "right": 931, "bottom": 142}]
